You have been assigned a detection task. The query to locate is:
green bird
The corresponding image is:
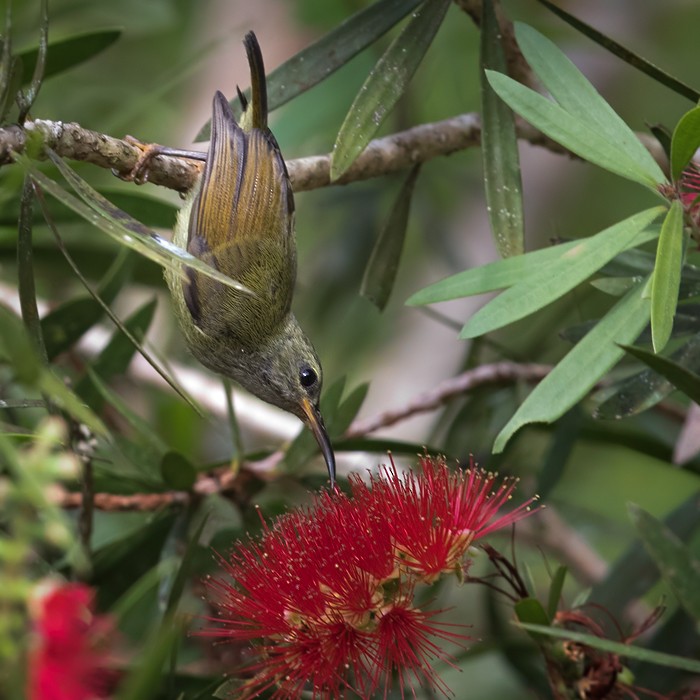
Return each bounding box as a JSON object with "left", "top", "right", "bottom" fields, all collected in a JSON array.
[{"left": 166, "top": 32, "right": 335, "bottom": 486}]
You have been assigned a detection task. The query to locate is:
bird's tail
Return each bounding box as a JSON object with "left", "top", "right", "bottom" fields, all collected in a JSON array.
[{"left": 240, "top": 31, "right": 268, "bottom": 131}]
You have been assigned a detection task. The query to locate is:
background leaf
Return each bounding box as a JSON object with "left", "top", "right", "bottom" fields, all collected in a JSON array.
[
  {"left": 479, "top": 0, "right": 524, "bottom": 258},
  {"left": 330, "top": 0, "right": 451, "bottom": 180}
]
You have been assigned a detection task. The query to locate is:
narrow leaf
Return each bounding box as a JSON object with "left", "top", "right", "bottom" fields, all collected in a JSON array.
[
  {"left": 18, "top": 29, "right": 121, "bottom": 85},
  {"left": 18, "top": 153, "right": 252, "bottom": 296},
  {"left": 17, "top": 0, "right": 48, "bottom": 122},
  {"left": 480, "top": 0, "right": 524, "bottom": 257},
  {"left": 620, "top": 343, "right": 700, "bottom": 404},
  {"left": 407, "top": 227, "right": 659, "bottom": 306},
  {"left": 34, "top": 185, "right": 201, "bottom": 413},
  {"left": 0, "top": 305, "right": 107, "bottom": 435},
  {"left": 361, "top": 166, "right": 420, "bottom": 310},
  {"left": 330, "top": 0, "right": 450, "bottom": 181},
  {"left": 590, "top": 493, "right": 700, "bottom": 617},
  {"left": 160, "top": 452, "right": 197, "bottom": 492},
  {"left": 536, "top": 0, "right": 700, "bottom": 103},
  {"left": 17, "top": 176, "right": 48, "bottom": 362},
  {"left": 196, "top": 0, "right": 423, "bottom": 139},
  {"left": 493, "top": 279, "right": 650, "bottom": 453},
  {"left": 514, "top": 23, "right": 666, "bottom": 183},
  {"left": 329, "top": 382, "right": 370, "bottom": 437},
  {"left": 517, "top": 624, "right": 700, "bottom": 674},
  {"left": 462, "top": 208, "right": 663, "bottom": 339},
  {"left": 594, "top": 331, "right": 700, "bottom": 419},
  {"left": 651, "top": 200, "right": 684, "bottom": 352},
  {"left": 670, "top": 106, "right": 700, "bottom": 181},
  {"left": 629, "top": 504, "right": 700, "bottom": 622},
  {"left": 486, "top": 70, "right": 664, "bottom": 190},
  {"left": 547, "top": 566, "right": 568, "bottom": 620}
]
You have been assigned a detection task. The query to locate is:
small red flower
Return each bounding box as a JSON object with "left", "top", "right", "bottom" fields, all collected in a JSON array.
[
  {"left": 27, "top": 581, "right": 118, "bottom": 700},
  {"left": 203, "top": 455, "right": 539, "bottom": 699}
]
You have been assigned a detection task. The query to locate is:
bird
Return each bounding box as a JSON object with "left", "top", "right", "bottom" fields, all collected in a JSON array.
[{"left": 165, "top": 31, "right": 335, "bottom": 487}]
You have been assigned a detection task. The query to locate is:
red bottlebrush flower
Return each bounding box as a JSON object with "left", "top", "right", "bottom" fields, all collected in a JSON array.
[
  {"left": 27, "top": 581, "right": 118, "bottom": 700},
  {"left": 356, "top": 455, "right": 539, "bottom": 581},
  {"left": 202, "top": 454, "right": 538, "bottom": 699},
  {"left": 679, "top": 162, "right": 700, "bottom": 228}
]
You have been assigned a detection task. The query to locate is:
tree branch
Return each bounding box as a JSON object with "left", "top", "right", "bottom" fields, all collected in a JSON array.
[{"left": 0, "top": 113, "right": 573, "bottom": 195}]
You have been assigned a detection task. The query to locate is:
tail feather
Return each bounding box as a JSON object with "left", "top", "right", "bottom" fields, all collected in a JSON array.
[{"left": 242, "top": 31, "right": 267, "bottom": 130}]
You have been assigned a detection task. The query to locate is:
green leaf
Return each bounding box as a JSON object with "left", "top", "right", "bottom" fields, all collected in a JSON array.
[
  {"left": 329, "top": 382, "right": 370, "bottom": 437},
  {"left": 629, "top": 504, "right": 700, "bottom": 621},
  {"left": 493, "top": 279, "right": 651, "bottom": 453},
  {"left": 651, "top": 200, "right": 685, "bottom": 352},
  {"left": 670, "top": 106, "right": 700, "bottom": 181},
  {"left": 114, "top": 617, "right": 184, "bottom": 700},
  {"left": 514, "top": 23, "right": 667, "bottom": 184},
  {"left": 619, "top": 342, "right": 700, "bottom": 404},
  {"left": 88, "top": 369, "right": 166, "bottom": 453},
  {"left": 17, "top": 0, "right": 48, "bottom": 122},
  {"left": 162, "top": 513, "right": 209, "bottom": 620},
  {"left": 547, "top": 566, "right": 568, "bottom": 620},
  {"left": 480, "top": 0, "right": 524, "bottom": 258},
  {"left": 361, "top": 166, "right": 420, "bottom": 310},
  {"left": 0, "top": 304, "right": 107, "bottom": 435},
  {"left": 40, "top": 298, "right": 100, "bottom": 360},
  {"left": 536, "top": 0, "right": 700, "bottom": 104},
  {"left": 17, "top": 176, "right": 48, "bottom": 363},
  {"left": 160, "top": 452, "right": 197, "bottom": 492},
  {"left": 486, "top": 70, "right": 665, "bottom": 190},
  {"left": 19, "top": 152, "right": 252, "bottom": 296},
  {"left": 514, "top": 597, "right": 550, "bottom": 638},
  {"left": 590, "top": 494, "right": 700, "bottom": 617},
  {"left": 18, "top": 29, "right": 121, "bottom": 85},
  {"left": 461, "top": 207, "right": 663, "bottom": 339},
  {"left": 407, "top": 225, "right": 660, "bottom": 306},
  {"left": 330, "top": 0, "right": 451, "bottom": 181},
  {"left": 537, "top": 407, "right": 581, "bottom": 500},
  {"left": 196, "top": 0, "right": 423, "bottom": 140},
  {"left": 594, "top": 332, "right": 700, "bottom": 419},
  {"left": 516, "top": 623, "right": 700, "bottom": 674},
  {"left": 76, "top": 298, "right": 157, "bottom": 410}
]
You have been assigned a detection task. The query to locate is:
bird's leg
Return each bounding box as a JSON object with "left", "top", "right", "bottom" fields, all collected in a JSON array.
[{"left": 121, "top": 135, "right": 207, "bottom": 184}]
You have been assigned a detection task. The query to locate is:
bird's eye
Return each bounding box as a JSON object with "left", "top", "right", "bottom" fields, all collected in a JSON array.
[{"left": 299, "top": 366, "right": 318, "bottom": 389}]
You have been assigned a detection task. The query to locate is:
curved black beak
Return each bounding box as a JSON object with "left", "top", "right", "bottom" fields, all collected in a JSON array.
[{"left": 300, "top": 398, "right": 336, "bottom": 488}]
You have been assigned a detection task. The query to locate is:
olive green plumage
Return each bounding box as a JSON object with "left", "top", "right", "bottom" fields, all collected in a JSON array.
[{"left": 166, "top": 32, "right": 335, "bottom": 485}]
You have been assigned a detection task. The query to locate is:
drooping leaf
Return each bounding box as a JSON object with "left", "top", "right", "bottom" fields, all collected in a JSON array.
[
  {"left": 480, "top": 0, "right": 524, "bottom": 258},
  {"left": 18, "top": 29, "right": 121, "bottom": 85},
  {"left": 651, "top": 200, "right": 685, "bottom": 352},
  {"left": 516, "top": 624, "right": 700, "bottom": 674},
  {"left": 629, "top": 504, "right": 700, "bottom": 622},
  {"left": 493, "top": 279, "right": 651, "bottom": 453},
  {"left": 19, "top": 152, "right": 252, "bottom": 296},
  {"left": 361, "top": 166, "right": 420, "bottom": 310},
  {"left": 589, "top": 491, "right": 700, "bottom": 617},
  {"left": 196, "top": 0, "right": 423, "bottom": 139},
  {"left": 515, "top": 22, "right": 661, "bottom": 182},
  {"left": 514, "top": 597, "right": 550, "bottom": 640},
  {"left": 537, "top": 407, "right": 582, "bottom": 500},
  {"left": 670, "top": 106, "right": 700, "bottom": 181},
  {"left": 619, "top": 342, "right": 700, "bottom": 404},
  {"left": 407, "top": 225, "right": 660, "bottom": 306},
  {"left": 536, "top": 0, "right": 700, "bottom": 103},
  {"left": 461, "top": 207, "right": 663, "bottom": 339},
  {"left": 594, "top": 331, "right": 700, "bottom": 419},
  {"left": 486, "top": 57, "right": 667, "bottom": 189},
  {"left": 330, "top": 0, "right": 451, "bottom": 180},
  {"left": 329, "top": 382, "right": 370, "bottom": 437},
  {"left": 17, "top": 176, "right": 47, "bottom": 362}
]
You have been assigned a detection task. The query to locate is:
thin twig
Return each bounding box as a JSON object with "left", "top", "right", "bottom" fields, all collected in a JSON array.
[{"left": 345, "top": 362, "right": 552, "bottom": 437}]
